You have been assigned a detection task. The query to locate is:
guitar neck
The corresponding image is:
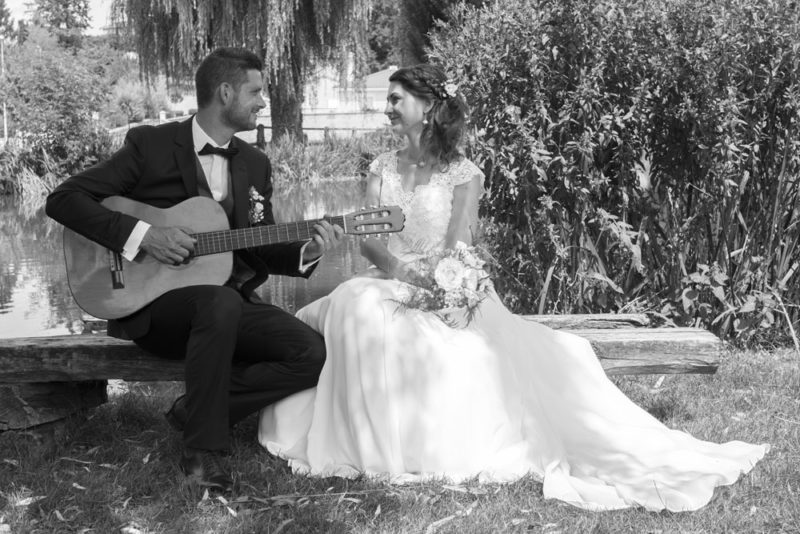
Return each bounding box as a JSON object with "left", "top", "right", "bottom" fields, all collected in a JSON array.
[{"left": 192, "top": 216, "right": 346, "bottom": 256}]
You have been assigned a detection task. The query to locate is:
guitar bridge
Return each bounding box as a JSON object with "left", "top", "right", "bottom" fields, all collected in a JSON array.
[{"left": 108, "top": 250, "right": 125, "bottom": 289}]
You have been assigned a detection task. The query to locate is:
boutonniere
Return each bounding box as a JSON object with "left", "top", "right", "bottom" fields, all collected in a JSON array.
[{"left": 248, "top": 186, "right": 265, "bottom": 224}]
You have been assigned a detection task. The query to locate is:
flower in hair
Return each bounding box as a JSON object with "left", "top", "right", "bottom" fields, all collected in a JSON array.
[{"left": 444, "top": 82, "right": 459, "bottom": 98}]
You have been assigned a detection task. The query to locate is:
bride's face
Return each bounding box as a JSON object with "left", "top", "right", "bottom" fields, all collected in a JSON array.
[{"left": 385, "top": 81, "right": 431, "bottom": 137}]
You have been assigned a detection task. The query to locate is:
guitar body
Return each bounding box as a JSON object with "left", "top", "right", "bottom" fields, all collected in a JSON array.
[
  {"left": 63, "top": 196, "right": 404, "bottom": 319},
  {"left": 64, "top": 197, "right": 233, "bottom": 319}
]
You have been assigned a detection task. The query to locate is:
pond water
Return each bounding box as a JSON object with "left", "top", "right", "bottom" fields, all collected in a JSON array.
[{"left": 0, "top": 179, "right": 369, "bottom": 339}]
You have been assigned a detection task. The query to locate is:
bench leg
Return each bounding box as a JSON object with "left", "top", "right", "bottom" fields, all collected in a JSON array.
[{"left": 0, "top": 381, "right": 108, "bottom": 431}]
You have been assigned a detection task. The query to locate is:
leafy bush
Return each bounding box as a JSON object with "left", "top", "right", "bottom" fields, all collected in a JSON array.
[{"left": 431, "top": 0, "right": 800, "bottom": 343}]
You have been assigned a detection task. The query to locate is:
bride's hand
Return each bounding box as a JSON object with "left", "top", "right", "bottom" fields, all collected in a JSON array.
[{"left": 360, "top": 238, "right": 413, "bottom": 282}]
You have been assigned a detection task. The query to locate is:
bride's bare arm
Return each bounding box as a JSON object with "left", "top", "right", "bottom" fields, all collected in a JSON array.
[
  {"left": 360, "top": 171, "right": 410, "bottom": 279},
  {"left": 444, "top": 172, "right": 484, "bottom": 248},
  {"left": 365, "top": 172, "right": 382, "bottom": 207}
]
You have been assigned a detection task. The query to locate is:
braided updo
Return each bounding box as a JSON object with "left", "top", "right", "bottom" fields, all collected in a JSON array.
[{"left": 389, "top": 64, "right": 468, "bottom": 166}]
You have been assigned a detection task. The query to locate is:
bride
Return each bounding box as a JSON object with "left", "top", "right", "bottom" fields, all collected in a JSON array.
[{"left": 259, "top": 64, "right": 768, "bottom": 512}]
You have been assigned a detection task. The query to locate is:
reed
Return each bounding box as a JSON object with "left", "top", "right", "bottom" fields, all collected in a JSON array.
[{"left": 265, "top": 128, "right": 401, "bottom": 183}]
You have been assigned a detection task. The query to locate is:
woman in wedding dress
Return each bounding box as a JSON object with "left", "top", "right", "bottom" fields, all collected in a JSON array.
[{"left": 259, "top": 64, "right": 768, "bottom": 512}]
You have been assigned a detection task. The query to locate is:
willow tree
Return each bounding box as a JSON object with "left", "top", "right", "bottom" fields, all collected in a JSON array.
[
  {"left": 112, "top": 0, "right": 369, "bottom": 140},
  {"left": 395, "top": 0, "right": 487, "bottom": 65}
]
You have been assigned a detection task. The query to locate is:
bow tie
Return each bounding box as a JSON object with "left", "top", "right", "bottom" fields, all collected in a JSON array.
[{"left": 198, "top": 143, "right": 239, "bottom": 158}]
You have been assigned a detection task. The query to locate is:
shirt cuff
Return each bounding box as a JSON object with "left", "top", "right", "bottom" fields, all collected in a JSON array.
[
  {"left": 121, "top": 221, "right": 151, "bottom": 261},
  {"left": 299, "top": 241, "right": 322, "bottom": 273}
]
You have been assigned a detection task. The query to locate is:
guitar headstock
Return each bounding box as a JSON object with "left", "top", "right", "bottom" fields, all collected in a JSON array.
[{"left": 344, "top": 205, "right": 405, "bottom": 236}]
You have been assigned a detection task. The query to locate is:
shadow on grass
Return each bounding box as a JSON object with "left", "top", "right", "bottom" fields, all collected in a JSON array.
[{"left": 0, "top": 348, "right": 797, "bottom": 533}]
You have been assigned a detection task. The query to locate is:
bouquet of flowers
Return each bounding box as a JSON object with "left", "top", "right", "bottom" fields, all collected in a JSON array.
[{"left": 399, "top": 242, "right": 492, "bottom": 327}]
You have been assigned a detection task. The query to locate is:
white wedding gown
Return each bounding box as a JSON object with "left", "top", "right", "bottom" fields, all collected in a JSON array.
[{"left": 258, "top": 152, "right": 768, "bottom": 512}]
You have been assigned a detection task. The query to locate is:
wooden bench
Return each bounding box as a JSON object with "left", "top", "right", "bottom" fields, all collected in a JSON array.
[{"left": 0, "top": 313, "right": 722, "bottom": 431}]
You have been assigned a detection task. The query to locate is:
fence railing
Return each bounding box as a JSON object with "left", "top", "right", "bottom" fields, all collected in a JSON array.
[{"left": 108, "top": 119, "right": 388, "bottom": 148}]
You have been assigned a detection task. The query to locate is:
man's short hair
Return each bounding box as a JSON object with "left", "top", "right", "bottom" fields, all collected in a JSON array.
[{"left": 195, "top": 48, "right": 264, "bottom": 108}]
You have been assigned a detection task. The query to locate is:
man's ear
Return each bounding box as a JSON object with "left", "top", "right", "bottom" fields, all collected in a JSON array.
[{"left": 219, "top": 82, "right": 233, "bottom": 105}]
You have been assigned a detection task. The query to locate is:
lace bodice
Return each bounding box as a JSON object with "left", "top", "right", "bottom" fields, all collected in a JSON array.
[{"left": 369, "top": 151, "right": 483, "bottom": 261}]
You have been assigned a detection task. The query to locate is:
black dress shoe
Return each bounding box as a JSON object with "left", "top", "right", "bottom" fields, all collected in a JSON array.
[
  {"left": 180, "top": 447, "right": 233, "bottom": 492},
  {"left": 165, "top": 395, "right": 187, "bottom": 432}
]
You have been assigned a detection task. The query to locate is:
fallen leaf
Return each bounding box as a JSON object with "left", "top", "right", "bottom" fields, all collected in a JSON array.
[
  {"left": 273, "top": 518, "right": 293, "bottom": 534},
  {"left": 2, "top": 459, "right": 19, "bottom": 467},
  {"left": 59, "top": 457, "right": 93, "bottom": 465},
  {"left": 142, "top": 453, "right": 150, "bottom": 464},
  {"left": 55, "top": 510, "right": 66, "bottom": 521},
  {"left": 14, "top": 496, "right": 45, "bottom": 507},
  {"left": 72, "top": 483, "right": 87, "bottom": 491},
  {"left": 373, "top": 504, "right": 382, "bottom": 519},
  {"left": 425, "top": 514, "right": 456, "bottom": 534}
]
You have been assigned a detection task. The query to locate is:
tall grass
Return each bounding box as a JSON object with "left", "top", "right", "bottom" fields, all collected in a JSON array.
[
  {"left": 265, "top": 128, "right": 401, "bottom": 183},
  {"left": 1, "top": 348, "right": 797, "bottom": 533}
]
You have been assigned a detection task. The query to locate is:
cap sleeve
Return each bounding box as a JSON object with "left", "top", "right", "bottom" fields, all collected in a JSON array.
[{"left": 447, "top": 158, "right": 485, "bottom": 191}]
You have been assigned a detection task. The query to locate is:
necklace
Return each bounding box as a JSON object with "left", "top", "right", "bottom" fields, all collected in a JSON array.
[{"left": 404, "top": 151, "right": 427, "bottom": 168}]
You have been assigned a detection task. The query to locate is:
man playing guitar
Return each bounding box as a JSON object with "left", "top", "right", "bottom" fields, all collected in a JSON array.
[{"left": 46, "top": 48, "right": 344, "bottom": 493}]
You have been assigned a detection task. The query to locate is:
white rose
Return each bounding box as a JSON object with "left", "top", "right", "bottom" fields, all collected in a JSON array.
[
  {"left": 463, "top": 251, "right": 483, "bottom": 269},
  {"left": 434, "top": 257, "right": 467, "bottom": 292}
]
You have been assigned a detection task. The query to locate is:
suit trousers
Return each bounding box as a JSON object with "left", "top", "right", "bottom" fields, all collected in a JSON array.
[{"left": 132, "top": 285, "right": 325, "bottom": 451}]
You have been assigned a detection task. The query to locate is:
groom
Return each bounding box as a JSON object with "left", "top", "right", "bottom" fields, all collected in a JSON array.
[{"left": 46, "top": 48, "right": 343, "bottom": 492}]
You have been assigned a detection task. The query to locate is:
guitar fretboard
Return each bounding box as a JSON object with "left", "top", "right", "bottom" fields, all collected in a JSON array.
[{"left": 192, "top": 216, "right": 347, "bottom": 256}]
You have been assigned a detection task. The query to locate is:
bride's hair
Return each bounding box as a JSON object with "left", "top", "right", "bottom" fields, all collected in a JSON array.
[{"left": 389, "top": 64, "right": 468, "bottom": 166}]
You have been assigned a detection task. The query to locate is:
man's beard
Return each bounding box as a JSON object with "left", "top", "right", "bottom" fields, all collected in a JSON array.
[{"left": 224, "top": 98, "right": 255, "bottom": 132}]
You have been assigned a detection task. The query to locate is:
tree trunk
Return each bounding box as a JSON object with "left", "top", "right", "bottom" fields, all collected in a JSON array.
[{"left": 268, "top": 53, "right": 304, "bottom": 142}]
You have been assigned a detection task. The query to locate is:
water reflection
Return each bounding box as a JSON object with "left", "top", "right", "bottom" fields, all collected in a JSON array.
[{"left": 0, "top": 178, "right": 368, "bottom": 339}]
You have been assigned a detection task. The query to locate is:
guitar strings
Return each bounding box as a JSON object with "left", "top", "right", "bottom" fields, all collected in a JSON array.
[{"left": 192, "top": 216, "right": 348, "bottom": 256}]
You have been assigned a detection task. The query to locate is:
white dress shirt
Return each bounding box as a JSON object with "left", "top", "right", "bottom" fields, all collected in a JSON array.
[{"left": 121, "top": 117, "right": 320, "bottom": 272}]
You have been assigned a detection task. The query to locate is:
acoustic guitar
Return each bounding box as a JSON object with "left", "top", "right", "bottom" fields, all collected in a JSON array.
[{"left": 63, "top": 196, "right": 404, "bottom": 319}]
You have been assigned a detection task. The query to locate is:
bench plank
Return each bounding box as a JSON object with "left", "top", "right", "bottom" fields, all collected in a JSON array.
[
  {"left": 0, "top": 324, "right": 720, "bottom": 382},
  {"left": 522, "top": 313, "right": 655, "bottom": 329}
]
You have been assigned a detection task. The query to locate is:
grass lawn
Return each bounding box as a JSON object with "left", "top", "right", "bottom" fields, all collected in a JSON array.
[{"left": 1, "top": 348, "right": 797, "bottom": 533}]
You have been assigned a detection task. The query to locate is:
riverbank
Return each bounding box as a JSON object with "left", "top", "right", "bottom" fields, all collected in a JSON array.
[{"left": 0, "top": 126, "right": 399, "bottom": 197}]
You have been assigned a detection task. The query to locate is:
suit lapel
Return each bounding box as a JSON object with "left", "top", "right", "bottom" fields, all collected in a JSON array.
[
  {"left": 174, "top": 118, "right": 200, "bottom": 198},
  {"left": 229, "top": 136, "right": 250, "bottom": 229}
]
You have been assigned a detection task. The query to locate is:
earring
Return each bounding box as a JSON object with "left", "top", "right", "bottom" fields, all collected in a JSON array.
[{"left": 422, "top": 117, "right": 429, "bottom": 126}]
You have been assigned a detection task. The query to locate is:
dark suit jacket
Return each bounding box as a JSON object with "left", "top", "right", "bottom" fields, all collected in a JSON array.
[{"left": 46, "top": 117, "right": 316, "bottom": 339}]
